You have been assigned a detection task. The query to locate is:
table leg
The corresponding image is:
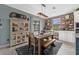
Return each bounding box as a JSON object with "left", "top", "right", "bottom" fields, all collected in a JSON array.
[{"left": 38, "top": 39, "right": 41, "bottom": 55}]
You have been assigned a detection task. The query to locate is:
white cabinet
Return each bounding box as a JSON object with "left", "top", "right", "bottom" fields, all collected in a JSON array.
[
  {"left": 66, "top": 31, "right": 75, "bottom": 43},
  {"left": 56, "top": 31, "right": 75, "bottom": 43},
  {"left": 58, "top": 31, "right": 66, "bottom": 41},
  {"left": 55, "top": 31, "right": 66, "bottom": 41}
]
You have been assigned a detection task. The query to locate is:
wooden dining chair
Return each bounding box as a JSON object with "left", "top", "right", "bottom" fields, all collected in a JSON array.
[{"left": 29, "top": 32, "right": 37, "bottom": 54}]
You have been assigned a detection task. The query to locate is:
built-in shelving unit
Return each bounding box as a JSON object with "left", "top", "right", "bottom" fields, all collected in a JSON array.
[
  {"left": 9, "top": 12, "right": 29, "bottom": 46},
  {"left": 51, "top": 13, "right": 74, "bottom": 31},
  {"left": 61, "top": 13, "right": 74, "bottom": 31}
]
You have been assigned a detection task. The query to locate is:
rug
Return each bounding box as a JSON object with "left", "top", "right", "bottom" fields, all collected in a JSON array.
[
  {"left": 16, "top": 45, "right": 34, "bottom": 55},
  {"left": 16, "top": 41, "right": 62, "bottom": 55},
  {"left": 44, "top": 41, "right": 62, "bottom": 55}
]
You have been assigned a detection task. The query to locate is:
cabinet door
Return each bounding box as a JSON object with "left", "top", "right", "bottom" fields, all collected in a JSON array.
[
  {"left": 62, "top": 31, "right": 75, "bottom": 43},
  {"left": 59, "top": 31, "right": 75, "bottom": 43},
  {"left": 63, "top": 31, "right": 68, "bottom": 41},
  {"left": 59, "top": 31, "right": 66, "bottom": 41},
  {"left": 66, "top": 31, "right": 75, "bottom": 43}
]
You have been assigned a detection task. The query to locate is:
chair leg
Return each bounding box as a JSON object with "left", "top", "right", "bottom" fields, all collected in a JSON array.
[
  {"left": 33, "top": 46, "right": 36, "bottom": 55},
  {"left": 51, "top": 43, "right": 56, "bottom": 47},
  {"left": 28, "top": 46, "right": 30, "bottom": 54}
]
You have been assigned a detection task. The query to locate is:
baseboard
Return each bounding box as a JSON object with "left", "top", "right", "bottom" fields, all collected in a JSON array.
[{"left": 10, "top": 43, "right": 28, "bottom": 48}]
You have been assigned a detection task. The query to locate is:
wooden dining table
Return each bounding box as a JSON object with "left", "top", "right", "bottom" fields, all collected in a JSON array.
[{"left": 34, "top": 32, "right": 56, "bottom": 55}]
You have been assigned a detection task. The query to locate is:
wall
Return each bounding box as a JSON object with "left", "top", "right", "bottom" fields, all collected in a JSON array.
[{"left": 0, "top": 4, "right": 45, "bottom": 48}]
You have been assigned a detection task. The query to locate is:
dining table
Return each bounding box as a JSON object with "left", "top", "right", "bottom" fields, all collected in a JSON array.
[{"left": 34, "top": 32, "right": 56, "bottom": 55}]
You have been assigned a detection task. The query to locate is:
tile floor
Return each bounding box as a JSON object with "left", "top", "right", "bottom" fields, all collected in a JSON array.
[{"left": 0, "top": 40, "right": 75, "bottom": 55}]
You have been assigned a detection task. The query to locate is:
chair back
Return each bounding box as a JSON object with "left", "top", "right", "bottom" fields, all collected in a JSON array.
[{"left": 29, "top": 33, "right": 36, "bottom": 46}]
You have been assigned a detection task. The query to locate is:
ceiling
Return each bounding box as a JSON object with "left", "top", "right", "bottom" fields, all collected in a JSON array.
[{"left": 6, "top": 4, "right": 79, "bottom": 18}]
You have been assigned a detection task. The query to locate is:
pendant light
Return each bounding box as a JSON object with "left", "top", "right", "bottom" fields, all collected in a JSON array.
[{"left": 37, "top": 4, "right": 48, "bottom": 19}]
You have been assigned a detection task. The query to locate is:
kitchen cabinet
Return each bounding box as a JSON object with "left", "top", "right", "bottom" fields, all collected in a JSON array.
[
  {"left": 55, "top": 31, "right": 75, "bottom": 43},
  {"left": 66, "top": 31, "right": 75, "bottom": 43}
]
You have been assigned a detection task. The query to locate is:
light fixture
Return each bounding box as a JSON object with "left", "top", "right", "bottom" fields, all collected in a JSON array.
[
  {"left": 37, "top": 12, "right": 48, "bottom": 17},
  {"left": 41, "top": 4, "right": 46, "bottom": 7},
  {"left": 37, "top": 4, "right": 48, "bottom": 19}
]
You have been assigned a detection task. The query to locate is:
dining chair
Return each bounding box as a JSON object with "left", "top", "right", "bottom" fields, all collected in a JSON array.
[{"left": 29, "top": 32, "right": 37, "bottom": 54}]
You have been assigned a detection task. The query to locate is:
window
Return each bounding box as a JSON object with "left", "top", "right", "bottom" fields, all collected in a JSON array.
[
  {"left": 33, "top": 21, "right": 40, "bottom": 35},
  {"left": 52, "top": 18, "right": 61, "bottom": 30}
]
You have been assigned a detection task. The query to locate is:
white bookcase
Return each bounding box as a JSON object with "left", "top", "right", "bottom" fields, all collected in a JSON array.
[{"left": 10, "top": 18, "right": 29, "bottom": 46}]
